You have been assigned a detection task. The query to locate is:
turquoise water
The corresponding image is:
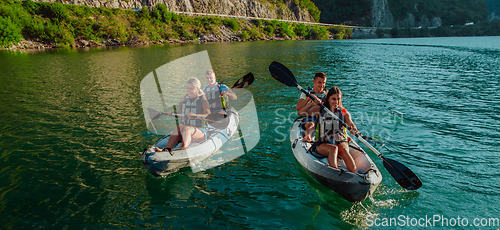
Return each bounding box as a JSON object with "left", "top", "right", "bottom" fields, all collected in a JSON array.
[{"left": 1, "top": 37, "right": 499, "bottom": 229}]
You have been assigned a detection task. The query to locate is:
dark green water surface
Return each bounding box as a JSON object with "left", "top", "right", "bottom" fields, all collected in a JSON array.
[{"left": 1, "top": 37, "right": 499, "bottom": 229}]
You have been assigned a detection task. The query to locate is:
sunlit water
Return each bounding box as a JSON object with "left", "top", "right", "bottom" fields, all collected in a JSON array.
[{"left": 1, "top": 37, "right": 499, "bottom": 229}]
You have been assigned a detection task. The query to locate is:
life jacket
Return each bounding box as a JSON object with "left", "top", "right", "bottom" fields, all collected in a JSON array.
[
  {"left": 315, "top": 108, "right": 348, "bottom": 145},
  {"left": 203, "top": 83, "right": 227, "bottom": 112},
  {"left": 307, "top": 87, "right": 327, "bottom": 102},
  {"left": 181, "top": 95, "right": 206, "bottom": 127}
]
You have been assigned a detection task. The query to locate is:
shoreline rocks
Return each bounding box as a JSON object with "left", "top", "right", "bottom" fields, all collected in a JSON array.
[{"left": 2, "top": 28, "right": 317, "bottom": 52}]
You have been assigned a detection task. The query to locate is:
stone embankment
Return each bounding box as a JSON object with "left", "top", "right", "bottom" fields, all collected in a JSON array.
[
  {"left": 5, "top": 24, "right": 299, "bottom": 51},
  {"left": 4, "top": 9, "right": 340, "bottom": 51}
]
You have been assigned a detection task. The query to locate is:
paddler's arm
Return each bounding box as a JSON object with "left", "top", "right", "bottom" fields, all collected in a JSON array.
[
  {"left": 295, "top": 93, "right": 308, "bottom": 111},
  {"left": 221, "top": 90, "right": 237, "bottom": 100},
  {"left": 297, "top": 93, "right": 322, "bottom": 115},
  {"left": 343, "top": 110, "right": 359, "bottom": 135},
  {"left": 296, "top": 93, "right": 321, "bottom": 111},
  {"left": 219, "top": 84, "right": 237, "bottom": 100},
  {"left": 297, "top": 97, "right": 321, "bottom": 116}
]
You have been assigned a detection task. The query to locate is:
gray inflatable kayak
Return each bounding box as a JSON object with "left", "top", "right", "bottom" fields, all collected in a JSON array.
[
  {"left": 141, "top": 108, "right": 239, "bottom": 177},
  {"left": 290, "top": 117, "right": 382, "bottom": 202}
]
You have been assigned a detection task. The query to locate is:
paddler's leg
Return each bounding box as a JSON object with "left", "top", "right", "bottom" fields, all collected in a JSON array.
[
  {"left": 180, "top": 126, "right": 206, "bottom": 149},
  {"left": 160, "top": 124, "right": 184, "bottom": 151},
  {"left": 303, "top": 121, "right": 315, "bottom": 142},
  {"left": 337, "top": 142, "right": 356, "bottom": 173},
  {"left": 316, "top": 143, "right": 339, "bottom": 169}
]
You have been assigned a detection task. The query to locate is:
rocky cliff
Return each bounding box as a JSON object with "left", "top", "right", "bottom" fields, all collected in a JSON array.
[
  {"left": 371, "top": 0, "right": 393, "bottom": 27},
  {"left": 34, "top": 0, "right": 315, "bottom": 22},
  {"left": 371, "top": 0, "right": 441, "bottom": 28}
]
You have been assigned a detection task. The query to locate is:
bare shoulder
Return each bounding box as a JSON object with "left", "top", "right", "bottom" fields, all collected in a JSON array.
[{"left": 342, "top": 108, "right": 352, "bottom": 118}]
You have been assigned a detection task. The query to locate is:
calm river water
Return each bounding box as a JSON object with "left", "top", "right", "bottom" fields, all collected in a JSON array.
[{"left": 1, "top": 37, "right": 499, "bottom": 229}]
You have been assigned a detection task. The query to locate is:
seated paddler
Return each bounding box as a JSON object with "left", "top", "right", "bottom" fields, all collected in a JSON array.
[
  {"left": 296, "top": 72, "right": 327, "bottom": 143},
  {"left": 297, "top": 87, "right": 359, "bottom": 173},
  {"left": 203, "top": 69, "right": 237, "bottom": 114},
  {"left": 155, "top": 77, "right": 211, "bottom": 154}
]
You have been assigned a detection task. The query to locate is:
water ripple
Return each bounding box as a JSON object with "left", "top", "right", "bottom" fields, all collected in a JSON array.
[{"left": 2, "top": 38, "right": 500, "bottom": 228}]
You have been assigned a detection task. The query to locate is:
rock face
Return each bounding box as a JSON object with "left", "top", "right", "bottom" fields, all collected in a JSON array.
[
  {"left": 371, "top": 0, "right": 394, "bottom": 28},
  {"left": 490, "top": 12, "right": 499, "bottom": 21},
  {"left": 351, "top": 27, "right": 381, "bottom": 39},
  {"left": 371, "top": 0, "right": 441, "bottom": 28},
  {"left": 34, "top": 0, "right": 315, "bottom": 22}
]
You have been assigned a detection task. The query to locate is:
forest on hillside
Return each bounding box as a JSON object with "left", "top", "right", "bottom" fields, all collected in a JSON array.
[
  {"left": 312, "top": 0, "right": 492, "bottom": 26},
  {"left": 388, "top": 0, "right": 488, "bottom": 25},
  {"left": 0, "top": 0, "right": 349, "bottom": 48},
  {"left": 485, "top": 0, "right": 500, "bottom": 16},
  {"left": 312, "top": 0, "right": 372, "bottom": 25}
]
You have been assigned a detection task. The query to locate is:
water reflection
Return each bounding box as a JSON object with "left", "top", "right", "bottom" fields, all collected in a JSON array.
[{"left": 1, "top": 37, "right": 500, "bottom": 228}]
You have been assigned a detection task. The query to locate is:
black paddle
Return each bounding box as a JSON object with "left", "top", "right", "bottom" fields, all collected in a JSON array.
[
  {"left": 268, "top": 61, "right": 422, "bottom": 190},
  {"left": 230, "top": 72, "right": 254, "bottom": 89},
  {"left": 224, "top": 72, "right": 255, "bottom": 111}
]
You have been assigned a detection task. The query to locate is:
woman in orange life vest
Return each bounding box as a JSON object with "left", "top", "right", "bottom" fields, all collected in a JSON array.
[
  {"left": 297, "top": 87, "right": 359, "bottom": 173},
  {"left": 154, "top": 77, "right": 211, "bottom": 154}
]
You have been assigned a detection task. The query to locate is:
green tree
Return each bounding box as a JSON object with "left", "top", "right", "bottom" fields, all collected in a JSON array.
[
  {"left": 0, "top": 17, "right": 23, "bottom": 47},
  {"left": 294, "top": 23, "right": 309, "bottom": 36}
]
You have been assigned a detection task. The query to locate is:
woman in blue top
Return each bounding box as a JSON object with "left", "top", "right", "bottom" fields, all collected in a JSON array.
[
  {"left": 298, "top": 87, "right": 359, "bottom": 173},
  {"left": 155, "top": 77, "right": 211, "bottom": 154}
]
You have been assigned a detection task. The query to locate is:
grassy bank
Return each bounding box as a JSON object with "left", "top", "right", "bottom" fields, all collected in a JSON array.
[{"left": 0, "top": 0, "right": 352, "bottom": 49}]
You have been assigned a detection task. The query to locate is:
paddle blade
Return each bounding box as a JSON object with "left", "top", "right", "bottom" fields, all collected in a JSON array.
[
  {"left": 232, "top": 72, "right": 254, "bottom": 89},
  {"left": 147, "top": 108, "right": 163, "bottom": 120},
  {"left": 268, "top": 61, "right": 298, "bottom": 87},
  {"left": 382, "top": 157, "right": 423, "bottom": 190}
]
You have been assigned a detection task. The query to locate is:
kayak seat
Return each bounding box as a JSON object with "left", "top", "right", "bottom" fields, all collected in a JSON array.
[
  {"left": 311, "top": 150, "right": 327, "bottom": 159},
  {"left": 306, "top": 142, "right": 327, "bottom": 159}
]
